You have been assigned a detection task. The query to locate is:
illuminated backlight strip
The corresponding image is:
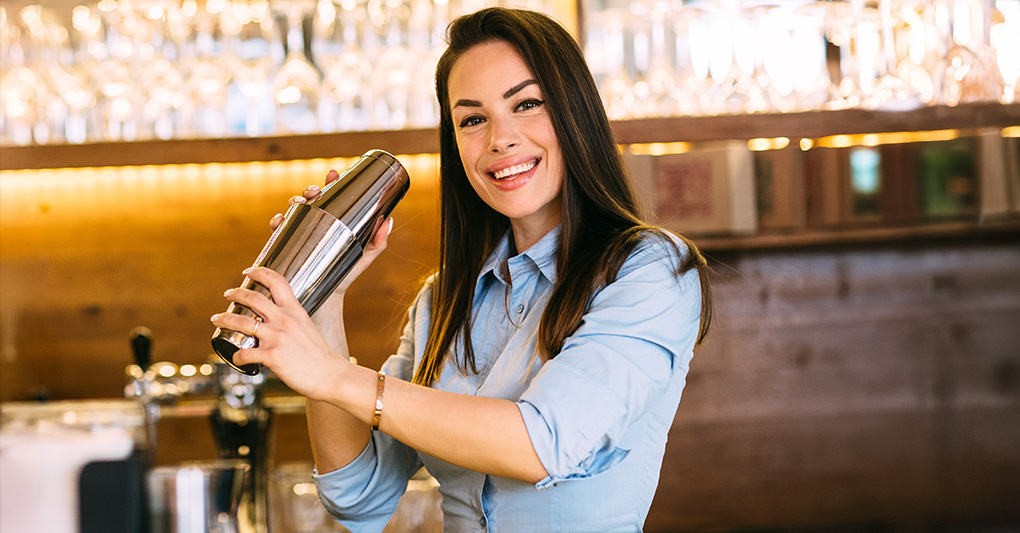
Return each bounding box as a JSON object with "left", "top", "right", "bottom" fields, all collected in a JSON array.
[
  {"left": 0, "top": 155, "right": 438, "bottom": 224},
  {"left": 744, "top": 129, "right": 977, "bottom": 151},
  {"left": 622, "top": 128, "right": 1007, "bottom": 156},
  {"left": 625, "top": 142, "right": 693, "bottom": 156}
]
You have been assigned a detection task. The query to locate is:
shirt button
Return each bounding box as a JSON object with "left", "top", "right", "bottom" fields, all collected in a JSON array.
[
  {"left": 515, "top": 304, "right": 524, "bottom": 313},
  {"left": 480, "top": 516, "right": 487, "bottom": 527}
]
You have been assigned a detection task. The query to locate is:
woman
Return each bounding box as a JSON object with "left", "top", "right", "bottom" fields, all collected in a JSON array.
[{"left": 211, "top": 7, "right": 712, "bottom": 532}]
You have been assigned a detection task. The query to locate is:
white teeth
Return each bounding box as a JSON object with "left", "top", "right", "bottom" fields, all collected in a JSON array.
[{"left": 493, "top": 160, "right": 536, "bottom": 180}]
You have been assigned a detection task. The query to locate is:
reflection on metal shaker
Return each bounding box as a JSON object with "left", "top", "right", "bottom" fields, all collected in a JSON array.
[{"left": 211, "top": 149, "right": 410, "bottom": 375}]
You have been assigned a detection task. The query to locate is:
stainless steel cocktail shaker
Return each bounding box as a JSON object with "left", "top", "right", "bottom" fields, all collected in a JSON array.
[{"left": 212, "top": 149, "right": 410, "bottom": 375}]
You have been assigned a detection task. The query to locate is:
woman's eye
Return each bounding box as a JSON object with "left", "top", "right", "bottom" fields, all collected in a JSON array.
[
  {"left": 516, "top": 99, "right": 545, "bottom": 112},
  {"left": 458, "top": 116, "right": 484, "bottom": 128}
]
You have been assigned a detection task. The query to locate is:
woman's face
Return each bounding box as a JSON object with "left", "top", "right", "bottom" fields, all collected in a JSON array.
[{"left": 447, "top": 39, "right": 564, "bottom": 250}]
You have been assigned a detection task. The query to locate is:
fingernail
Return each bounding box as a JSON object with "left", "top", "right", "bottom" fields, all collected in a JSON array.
[
  {"left": 305, "top": 185, "right": 320, "bottom": 192},
  {"left": 223, "top": 289, "right": 233, "bottom": 297},
  {"left": 210, "top": 314, "right": 219, "bottom": 322},
  {"left": 242, "top": 267, "right": 254, "bottom": 275},
  {"left": 386, "top": 217, "right": 394, "bottom": 237}
]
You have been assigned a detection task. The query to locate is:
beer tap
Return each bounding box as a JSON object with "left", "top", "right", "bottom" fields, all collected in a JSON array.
[
  {"left": 210, "top": 366, "right": 273, "bottom": 533},
  {"left": 125, "top": 326, "right": 160, "bottom": 454},
  {"left": 124, "top": 328, "right": 283, "bottom": 533}
]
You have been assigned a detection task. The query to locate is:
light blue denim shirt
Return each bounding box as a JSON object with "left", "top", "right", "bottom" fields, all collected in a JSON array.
[{"left": 314, "top": 226, "right": 702, "bottom": 532}]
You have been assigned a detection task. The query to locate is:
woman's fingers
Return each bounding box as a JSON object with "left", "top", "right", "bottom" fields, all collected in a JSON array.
[
  {"left": 243, "top": 267, "right": 300, "bottom": 308},
  {"left": 364, "top": 217, "right": 393, "bottom": 257},
  {"left": 211, "top": 310, "right": 263, "bottom": 338},
  {"left": 270, "top": 171, "right": 336, "bottom": 229},
  {"left": 221, "top": 285, "right": 273, "bottom": 317},
  {"left": 332, "top": 217, "right": 393, "bottom": 294}
]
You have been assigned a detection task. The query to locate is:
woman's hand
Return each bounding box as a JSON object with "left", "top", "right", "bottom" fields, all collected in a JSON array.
[
  {"left": 212, "top": 266, "right": 350, "bottom": 401},
  {"left": 212, "top": 170, "right": 395, "bottom": 399},
  {"left": 269, "top": 170, "right": 394, "bottom": 297}
]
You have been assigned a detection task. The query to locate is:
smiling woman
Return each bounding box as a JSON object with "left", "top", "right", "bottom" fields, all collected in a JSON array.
[
  {"left": 448, "top": 40, "right": 565, "bottom": 252},
  {"left": 210, "top": 7, "right": 713, "bottom": 532}
]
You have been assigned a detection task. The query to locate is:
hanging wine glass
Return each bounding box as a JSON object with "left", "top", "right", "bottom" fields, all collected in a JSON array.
[
  {"left": 688, "top": 2, "right": 737, "bottom": 115},
  {"left": 866, "top": 0, "right": 925, "bottom": 110},
  {"left": 626, "top": 1, "right": 683, "bottom": 118},
  {"left": 5, "top": 5, "right": 70, "bottom": 145},
  {"left": 593, "top": 9, "right": 635, "bottom": 120},
  {"left": 625, "top": 4, "right": 655, "bottom": 118},
  {"left": 886, "top": 0, "right": 936, "bottom": 106},
  {"left": 369, "top": 0, "right": 413, "bottom": 130},
  {"left": 991, "top": 0, "right": 1020, "bottom": 103},
  {"left": 91, "top": 0, "right": 151, "bottom": 141},
  {"left": 1, "top": 5, "right": 50, "bottom": 145},
  {"left": 735, "top": 3, "right": 775, "bottom": 114},
  {"left": 843, "top": 0, "right": 886, "bottom": 108},
  {"left": 0, "top": 5, "right": 10, "bottom": 144},
  {"left": 224, "top": 0, "right": 279, "bottom": 137},
  {"left": 313, "top": 0, "right": 372, "bottom": 132},
  {"left": 779, "top": 3, "right": 835, "bottom": 112},
  {"left": 671, "top": 6, "right": 706, "bottom": 116},
  {"left": 405, "top": 0, "right": 441, "bottom": 128},
  {"left": 936, "top": 0, "right": 1004, "bottom": 106},
  {"left": 134, "top": 0, "right": 187, "bottom": 140},
  {"left": 819, "top": 0, "right": 865, "bottom": 108},
  {"left": 178, "top": 0, "right": 233, "bottom": 138},
  {"left": 272, "top": 0, "right": 321, "bottom": 134},
  {"left": 51, "top": 5, "right": 102, "bottom": 144}
]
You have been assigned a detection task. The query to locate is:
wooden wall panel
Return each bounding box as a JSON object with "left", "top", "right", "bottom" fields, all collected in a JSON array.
[
  {"left": 645, "top": 243, "right": 1020, "bottom": 530},
  {"left": 0, "top": 156, "right": 439, "bottom": 401}
]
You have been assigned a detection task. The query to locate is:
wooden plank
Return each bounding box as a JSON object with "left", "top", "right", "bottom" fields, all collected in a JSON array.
[
  {"left": 694, "top": 219, "right": 1020, "bottom": 253},
  {"left": 612, "top": 103, "right": 1020, "bottom": 145},
  {"left": 0, "top": 128, "right": 441, "bottom": 170}
]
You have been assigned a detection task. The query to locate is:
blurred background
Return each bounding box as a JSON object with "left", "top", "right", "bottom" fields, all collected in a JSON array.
[{"left": 1, "top": 0, "right": 1018, "bottom": 531}]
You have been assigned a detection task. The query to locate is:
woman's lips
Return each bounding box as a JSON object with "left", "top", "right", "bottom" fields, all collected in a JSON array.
[{"left": 491, "top": 159, "right": 538, "bottom": 181}]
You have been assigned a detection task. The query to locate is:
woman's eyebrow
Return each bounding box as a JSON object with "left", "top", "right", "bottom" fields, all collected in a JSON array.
[
  {"left": 503, "top": 79, "right": 537, "bottom": 99},
  {"left": 454, "top": 98, "right": 482, "bottom": 108},
  {"left": 453, "top": 79, "right": 538, "bottom": 109}
]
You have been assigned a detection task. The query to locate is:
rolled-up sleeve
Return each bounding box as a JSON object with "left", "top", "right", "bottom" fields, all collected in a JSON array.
[
  {"left": 313, "top": 432, "right": 421, "bottom": 531},
  {"left": 516, "top": 238, "right": 702, "bottom": 488},
  {"left": 312, "top": 286, "right": 429, "bottom": 531}
]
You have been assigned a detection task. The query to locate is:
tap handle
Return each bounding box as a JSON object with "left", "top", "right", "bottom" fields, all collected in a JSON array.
[{"left": 130, "top": 326, "right": 153, "bottom": 370}]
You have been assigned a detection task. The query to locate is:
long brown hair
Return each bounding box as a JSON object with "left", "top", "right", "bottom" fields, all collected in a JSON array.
[{"left": 412, "top": 7, "right": 712, "bottom": 386}]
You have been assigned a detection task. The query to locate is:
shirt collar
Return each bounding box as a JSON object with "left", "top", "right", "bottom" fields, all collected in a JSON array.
[
  {"left": 477, "top": 225, "right": 561, "bottom": 287},
  {"left": 520, "top": 225, "right": 560, "bottom": 284}
]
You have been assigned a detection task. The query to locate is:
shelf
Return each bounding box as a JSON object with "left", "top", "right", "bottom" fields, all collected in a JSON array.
[
  {"left": 0, "top": 127, "right": 441, "bottom": 171},
  {"left": 612, "top": 101, "right": 1019, "bottom": 145},
  {"left": 2, "top": 103, "right": 1016, "bottom": 170},
  {"left": 695, "top": 218, "right": 1020, "bottom": 254}
]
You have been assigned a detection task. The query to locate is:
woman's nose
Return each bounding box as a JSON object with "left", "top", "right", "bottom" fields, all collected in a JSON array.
[{"left": 488, "top": 116, "right": 520, "bottom": 153}]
